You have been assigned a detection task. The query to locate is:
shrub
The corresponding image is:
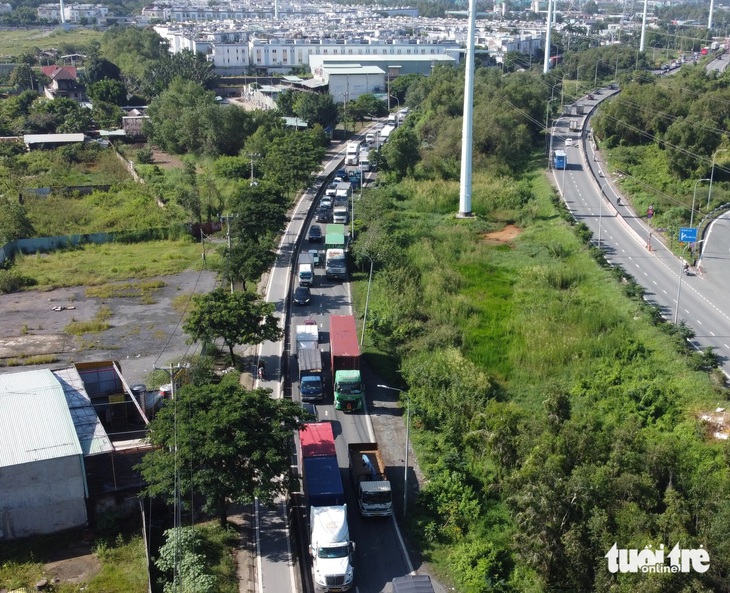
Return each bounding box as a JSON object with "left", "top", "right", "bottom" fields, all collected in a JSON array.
[{"left": 136, "top": 148, "right": 154, "bottom": 165}]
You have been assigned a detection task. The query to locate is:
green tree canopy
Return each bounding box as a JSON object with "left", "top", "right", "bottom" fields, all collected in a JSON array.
[
  {"left": 138, "top": 374, "right": 304, "bottom": 526},
  {"left": 145, "top": 78, "right": 254, "bottom": 156},
  {"left": 183, "top": 288, "right": 282, "bottom": 364},
  {"left": 294, "top": 92, "right": 339, "bottom": 130},
  {"left": 87, "top": 78, "right": 127, "bottom": 106},
  {"left": 143, "top": 49, "right": 220, "bottom": 98}
]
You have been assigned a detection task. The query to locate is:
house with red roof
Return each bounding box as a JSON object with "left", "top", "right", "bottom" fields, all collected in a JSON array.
[{"left": 40, "top": 65, "right": 87, "bottom": 102}]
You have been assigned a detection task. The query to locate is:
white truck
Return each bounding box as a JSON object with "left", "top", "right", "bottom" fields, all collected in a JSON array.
[
  {"left": 335, "top": 181, "right": 352, "bottom": 201},
  {"left": 359, "top": 150, "right": 371, "bottom": 172},
  {"left": 345, "top": 141, "right": 360, "bottom": 166},
  {"left": 379, "top": 125, "right": 395, "bottom": 143},
  {"left": 309, "top": 505, "right": 355, "bottom": 593},
  {"left": 325, "top": 248, "right": 347, "bottom": 280},
  {"left": 332, "top": 206, "right": 349, "bottom": 224},
  {"left": 298, "top": 252, "right": 314, "bottom": 287},
  {"left": 296, "top": 323, "right": 319, "bottom": 351}
]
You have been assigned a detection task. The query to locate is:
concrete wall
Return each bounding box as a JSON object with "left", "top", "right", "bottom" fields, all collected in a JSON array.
[{"left": 0, "top": 455, "right": 87, "bottom": 539}]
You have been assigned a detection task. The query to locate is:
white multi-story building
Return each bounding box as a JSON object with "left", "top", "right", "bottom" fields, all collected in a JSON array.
[{"left": 36, "top": 2, "right": 107, "bottom": 24}]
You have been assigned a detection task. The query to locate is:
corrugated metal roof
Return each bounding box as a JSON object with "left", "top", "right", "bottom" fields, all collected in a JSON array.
[
  {"left": 53, "top": 367, "right": 113, "bottom": 456},
  {"left": 0, "top": 369, "right": 83, "bottom": 468},
  {"left": 23, "top": 133, "right": 86, "bottom": 144},
  {"left": 324, "top": 65, "right": 385, "bottom": 75}
]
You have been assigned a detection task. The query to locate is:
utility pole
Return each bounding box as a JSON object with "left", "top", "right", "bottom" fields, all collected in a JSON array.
[
  {"left": 543, "top": 0, "right": 553, "bottom": 74},
  {"left": 457, "top": 0, "right": 476, "bottom": 217},
  {"left": 153, "top": 362, "right": 189, "bottom": 591},
  {"left": 220, "top": 214, "right": 234, "bottom": 293}
]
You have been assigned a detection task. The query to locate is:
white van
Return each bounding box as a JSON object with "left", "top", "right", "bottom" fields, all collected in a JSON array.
[
  {"left": 298, "top": 263, "right": 313, "bottom": 286},
  {"left": 365, "top": 132, "right": 375, "bottom": 145}
]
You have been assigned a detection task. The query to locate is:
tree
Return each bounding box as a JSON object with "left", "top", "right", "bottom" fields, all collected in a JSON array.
[
  {"left": 8, "top": 64, "right": 38, "bottom": 91},
  {"left": 0, "top": 197, "right": 35, "bottom": 243},
  {"left": 87, "top": 78, "right": 127, "bottom": 106},
  {"left": 276, "top": 89, "right": 297, "bottom": 117},
  {"left": 146, "top": 78, "right": 253, "bottom": 156},
  {"left": 294, "top": 93, "right": 339, "bottom": 129},
  {"left": 380, "top": 126, "right": 420, "bottom": 179},
  {"left": 261, "top": 131, "right": 325, "bottom": 196},
  {"left": 83, "top": 55, "right": 122, "bottom": 84},
  {"left": 230, "top": 181, "right": 289, "bottom": 243},
  {"left": 183, "top": 288, "right": 282, "bottom": 365},
  {"left": 221, "top": 238, "right": 276, "bottom": 292},
  {"left": 91, "top": 101, "right": 124, "bottom": 129},
  {"left": 138, "top": 374, "right": 304, "bottom": 526},
  {"left": 30, "top": 97, "right": 93, "bottom": 133},
  {"left": 353, "top": 94, "right": 388, "bottom": 119},
  {"left": 143, "top": 49, "right": 220, "bottom": 98}
]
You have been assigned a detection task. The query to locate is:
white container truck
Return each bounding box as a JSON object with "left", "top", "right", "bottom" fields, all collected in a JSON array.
[
  {"left": 309, "top": 505, "right": 355, "bottom": 592},
  {"left": 345, "top": 141, "right": 360, "bottom": 166}
]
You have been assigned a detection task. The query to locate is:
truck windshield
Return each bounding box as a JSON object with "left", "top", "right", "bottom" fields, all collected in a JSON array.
[
  {"left": 301, "top": 377, "right": 322, "bottom": 392},
  {"left": 336, "top": 381, "right": 361, "bottom": 394},
  {"left": 318, "top": 545, "right": 349, "bottom": 559},
  {"left": 362, "top": 490, "right": 392, "bottom": 505},
  {"left": 327, "top": 255, "right": 346, "bottom": 265}
]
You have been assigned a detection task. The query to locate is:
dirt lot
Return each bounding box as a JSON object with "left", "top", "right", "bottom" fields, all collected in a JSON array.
[{"left": 0, "top": 270, "right": 218, "bottom": 385}]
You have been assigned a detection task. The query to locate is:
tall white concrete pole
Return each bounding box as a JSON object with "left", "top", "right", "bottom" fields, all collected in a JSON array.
[
  {"left": 274, "top": 0, "right": 278, "bottom": 20},
  {"left": 709, "top": 0, "right": 715, "bottom": 29},
  {"left": 639, "top": 0, "right": 648, "bottom": 52},
  {"left": 543, "top": 0, "right": 553, "bottom": 74},
  {"left": 458, "top": 0, "right": 477, "bottom": 217}
]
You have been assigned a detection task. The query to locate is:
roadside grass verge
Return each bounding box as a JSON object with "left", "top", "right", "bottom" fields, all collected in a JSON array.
[{"left": 11, "top": 240, "right": 219, "bottom": 290}]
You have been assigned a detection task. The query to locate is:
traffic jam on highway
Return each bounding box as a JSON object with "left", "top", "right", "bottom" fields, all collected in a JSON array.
[{"left": 284, "top": 108, "right": 436, "bottom": 593}]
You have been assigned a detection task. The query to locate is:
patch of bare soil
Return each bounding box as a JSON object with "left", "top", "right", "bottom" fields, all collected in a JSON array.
[
  {"left": 150, "top": 148, "right": 185, "bottom": 170},
  {"left": 43, "top": 551, "right": 102, "bottom": 585},
  {"left": 481, "top": 224, "right": 523, "bottom": 245}
]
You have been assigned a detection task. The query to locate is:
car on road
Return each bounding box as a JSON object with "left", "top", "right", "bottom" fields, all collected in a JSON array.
[
  {"left": 315, "top": 207, "right": 331, "bottom": 223},
  {"left": 300, "top": 402, "right": 319, "bottom": 422},
  {"left": 308, "top": 249, "right": 321, "bottom": 266},
  {"left": 293, "top": 286, "right": 311, "bottom": 305},
  {"left": 319, "top": 196, "right": 333, "bottom": 209},
  {"left": 334, "top": 169, "right": 348, "bottom": 181},
  {"left": 308, "top": 225, "right": 322, "bottom": 242},
  {"left": 565, "top": 138, "right": 573, "bottom": 147}
]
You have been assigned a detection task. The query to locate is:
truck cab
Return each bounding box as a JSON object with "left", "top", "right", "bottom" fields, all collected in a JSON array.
[
  {"left": 309, "top": 506, "right": 355, "bottom": 593},
  {"left": 334, "top": 369, "right": 362, "bottom": 411}
]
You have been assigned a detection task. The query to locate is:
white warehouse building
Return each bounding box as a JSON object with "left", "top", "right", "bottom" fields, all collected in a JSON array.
[{"left": 0, "top": 370, "right": 89, "bottom": 539}]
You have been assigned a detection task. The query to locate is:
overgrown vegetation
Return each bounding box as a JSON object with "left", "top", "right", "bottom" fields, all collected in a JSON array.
[
  {"left": 0, "top": 512, "right": 147, "bottom": 593},
  {"left": 351, "top": 51, "right": 730, "bottom": 593},
  {"left": 9, "top": 240, "right": 215, "bottom": 290}
]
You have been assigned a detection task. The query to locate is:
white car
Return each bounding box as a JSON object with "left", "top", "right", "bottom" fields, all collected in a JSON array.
[{"left": 565, "top": 139, "right": 573, "bottom": 147}]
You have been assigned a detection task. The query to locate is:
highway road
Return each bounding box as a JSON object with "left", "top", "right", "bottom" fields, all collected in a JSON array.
[
  {"left": 251, "top": 129, "right": 426, "bottom": 593},
  {"left": 552, "top": 89, "right": 730, "bottom": 377}
]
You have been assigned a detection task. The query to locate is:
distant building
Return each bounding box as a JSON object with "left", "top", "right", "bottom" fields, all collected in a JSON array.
[
  {"left": 36, "top": 2, "right": 108, "bottom": 24},
  {"left": 40, "top": 65, "right": 86, "bottom": 102}
]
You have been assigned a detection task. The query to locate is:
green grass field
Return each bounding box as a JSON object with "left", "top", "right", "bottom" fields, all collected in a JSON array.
[
  {"left": 0, "top": 27, "right": 104, "bottom": 60},
  {"left": 11, "top": 240, "right": 220, "bottom": 290}
]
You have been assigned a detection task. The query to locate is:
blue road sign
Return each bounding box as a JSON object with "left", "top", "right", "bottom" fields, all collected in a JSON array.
[{"left": 679, "top": 227, "right": 698, "bottom": 243}]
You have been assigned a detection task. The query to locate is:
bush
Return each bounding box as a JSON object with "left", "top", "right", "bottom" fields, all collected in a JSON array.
[
  {"left": 0, "top": 269, "right": 37, "bottom": 293},
  {"left": 136, "top": 148, "right": 154, "bottom": 165}
]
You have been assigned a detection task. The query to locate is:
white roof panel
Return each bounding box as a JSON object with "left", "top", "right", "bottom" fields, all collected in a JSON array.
[
  {"left": 53, "top": 367, "right": 113, "bottom": 456},
  {"left": 0, "top": 369, "right": 83, "bottom": 468}
]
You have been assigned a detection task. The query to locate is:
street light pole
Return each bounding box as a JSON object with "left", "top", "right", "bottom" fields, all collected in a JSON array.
[
  {"left": 376, "top": 384, "right": 409, "bottom": 518},
  {"left": 674, "top": 242, "right": 701, "bottom": 324},
  {"left": 691, "top": 178, "right": 711, "bottom": 228},
  {"left": 360, "top": 256, "right": 374, "bottom": 346},
  {"left": 707, "top": 148, "right": 728, "bottom": 210}
]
